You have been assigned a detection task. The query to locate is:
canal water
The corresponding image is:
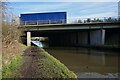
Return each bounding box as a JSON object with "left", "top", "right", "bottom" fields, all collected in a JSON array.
[{"left": 45, "top": 47, "right": 119, "bottom": 75}]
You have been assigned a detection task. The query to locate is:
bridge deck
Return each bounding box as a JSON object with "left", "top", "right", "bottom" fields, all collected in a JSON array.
[{"left": 19, "top": 22, "right": 120, "bottom": 31}]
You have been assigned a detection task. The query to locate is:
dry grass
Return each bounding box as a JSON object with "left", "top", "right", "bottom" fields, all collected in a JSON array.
[
  {"left": 2, "top": 23, "right": 26, "bottom": 67},
  {"left": 2, "top": 23, "right": 27, "bottom": 78},
  {"left": 2, "top": 23, "right": 22, "bottom": 45}
]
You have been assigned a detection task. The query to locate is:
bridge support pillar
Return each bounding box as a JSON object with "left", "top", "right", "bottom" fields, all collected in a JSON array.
[
  {"left": 27, "top": 32, "right": 31, "bottom": 46},
  {"left": 90, "top": 29, "right": 105, "bottom": 46},
  {"left": 101, "top": 29, "right": 105, "bottom": 45}
]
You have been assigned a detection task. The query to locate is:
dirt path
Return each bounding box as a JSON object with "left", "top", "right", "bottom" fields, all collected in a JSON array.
[
  {"left": 13, "top": 46, "right": 77, "bottom": 78},
  {"left": 15, "top": 46, "right": 43, "bottom": 78}
]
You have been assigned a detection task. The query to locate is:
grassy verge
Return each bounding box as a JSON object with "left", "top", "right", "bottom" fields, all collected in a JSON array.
[
  {"left": 2, "top": 54, "right": 23, "bottom": 78},
  {"left": 37, "top": 48, "right": 77, "bottom": 78}
]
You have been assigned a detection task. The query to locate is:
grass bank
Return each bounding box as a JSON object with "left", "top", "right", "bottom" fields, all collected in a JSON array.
[
  {"left": 2, "top": 41, "right": 27, "bottom": 78},
  {"left": 2, "top": 54, "right": 23, "bottom": 78},
  {"left": 37, "top": 48, "right": 77, "bottom": 78},
  {"left": 2, "top": 22, "right": 27, "bottom": 78}
]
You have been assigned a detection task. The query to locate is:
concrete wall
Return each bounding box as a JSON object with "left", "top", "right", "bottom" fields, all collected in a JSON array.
[
  {"left": 78, "top": 31, "right": 88, "bottom": 46},
  {"left": 69, "top": 33, "right": 76, "bottom": 46},
  {"left": 63, "top": 34, "right": 71, "bottom": 46},
  {"left": 48, "top": 30, "right": 106, "bottom": 47},
  {"left": 105, "top": 29, "right": 120, "bottom": 46}
]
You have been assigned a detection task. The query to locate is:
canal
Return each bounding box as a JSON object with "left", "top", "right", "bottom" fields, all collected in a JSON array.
[{"left": 45, "top": 47, "right": 119, "bottom": 76}]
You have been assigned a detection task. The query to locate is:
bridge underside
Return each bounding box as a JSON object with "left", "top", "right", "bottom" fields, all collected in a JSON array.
[{"left": 22, "top": 28, "right": 120, "bottom": 47}]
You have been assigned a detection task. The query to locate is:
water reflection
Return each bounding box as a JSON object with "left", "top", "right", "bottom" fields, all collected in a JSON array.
[{"left": 45, "top": 47, "right": 119, "bottom": 73}]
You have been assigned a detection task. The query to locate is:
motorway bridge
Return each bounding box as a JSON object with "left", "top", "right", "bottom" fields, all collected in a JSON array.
[{"left": 19, "top": 22, "right": 120, "bottom": 47}]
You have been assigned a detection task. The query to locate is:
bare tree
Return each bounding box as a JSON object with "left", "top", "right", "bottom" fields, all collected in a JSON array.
[
  {"left": 0, "top": 1, "right": 14, "bottom": 25},
  {"left": 1, "top": 1, "right": 9, "bottom": 25},
  {"left": 0, "top": 1, "right": 7, "bottom": 22}
]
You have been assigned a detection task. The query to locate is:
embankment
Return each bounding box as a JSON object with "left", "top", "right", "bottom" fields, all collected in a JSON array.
[
  {"left": 2, "top": 42, "right": 27, "bottom": 78},
  {"left": 3, "top": 46, "right": 77, "bottom": 78},
  {"left": 2, "top": 23, "right": 28, "bottom": 78},
  {"left": 37, "top": 48, "right": 77, "bottom": 78}
]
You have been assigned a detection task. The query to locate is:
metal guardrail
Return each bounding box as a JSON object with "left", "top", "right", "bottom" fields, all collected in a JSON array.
[
  {"left": 21, "top": 19, "right": 66, "bottom": 25},
  {"left": 21, "top": 17, "right": 120, "bottom": 25}
]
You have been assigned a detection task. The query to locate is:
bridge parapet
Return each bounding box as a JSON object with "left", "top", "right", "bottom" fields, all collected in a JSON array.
[{"left": 21, "top": 17, "right": 120, "bottom": 26}]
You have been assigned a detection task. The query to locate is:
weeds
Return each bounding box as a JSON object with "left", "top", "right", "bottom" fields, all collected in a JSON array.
[{"left": 2, "top": 54, "right": 23, "bottom": 78}]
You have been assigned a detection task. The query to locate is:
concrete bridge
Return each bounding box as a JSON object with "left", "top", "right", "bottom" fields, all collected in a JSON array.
[{"left": 19, "top": 22, "right": 120, "bottom": 47}]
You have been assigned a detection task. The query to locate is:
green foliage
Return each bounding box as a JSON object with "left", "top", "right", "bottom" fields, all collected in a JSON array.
[
  {"left": 86, "top": 18, "right": 91, "bottom": 22},
  {"left": 78, "top": 19, "right": 82, "bottom": 23},
  {"left": 104, "top": 17, "right": 118, "bottom": 22},
  {"left": 2, "top": 54, "right": 23, "bottom": 78}
]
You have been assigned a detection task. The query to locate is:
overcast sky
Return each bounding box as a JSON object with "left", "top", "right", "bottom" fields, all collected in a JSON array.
[{"left": 9, "top": 1, "right": 119, "bottom": 19}]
